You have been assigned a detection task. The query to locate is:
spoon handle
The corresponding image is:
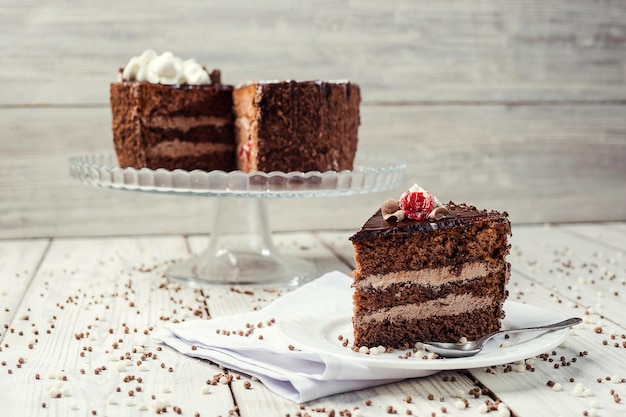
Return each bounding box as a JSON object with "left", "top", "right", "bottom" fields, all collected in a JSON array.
[{"left": 502, "top": 317, "right": 582, "bottom": 336}]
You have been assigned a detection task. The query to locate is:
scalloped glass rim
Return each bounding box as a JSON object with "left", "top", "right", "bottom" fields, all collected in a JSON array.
[{"left": 68, "top": 154, "right": 406, "bottom": 198}]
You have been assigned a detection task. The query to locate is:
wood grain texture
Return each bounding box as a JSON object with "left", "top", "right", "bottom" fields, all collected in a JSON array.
[
  {"left": 1, "top": 0, "right": 625, "bottom": 104},
  {"left": 3, "top": 227, "right": 625, "bottom": 416}
]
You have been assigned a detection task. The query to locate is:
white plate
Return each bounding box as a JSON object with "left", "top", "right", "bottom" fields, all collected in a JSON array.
[{"left": 280, "top": 300, "right": 570, "bottom": 370}]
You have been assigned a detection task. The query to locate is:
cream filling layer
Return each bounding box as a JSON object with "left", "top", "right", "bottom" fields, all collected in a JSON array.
[
  {"left": 143, "top": 115, "right": 232, "bottom": 132},
  {"left": 354, "top": 262, "right": 501, "bottom": 290},
  {"left": 355, "top": 293, "right": 495, "bottom": 325},
  {"left": 148, "top": 140, "right": 234, "bottom": 158}
]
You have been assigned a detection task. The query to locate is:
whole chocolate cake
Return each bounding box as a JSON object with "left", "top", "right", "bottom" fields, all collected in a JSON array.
[
  {"left": 110, "top": 50, "right": 236, "bottom": 171},
  {"left": 349, "top": 184, "right": 511, "bottom": 349},
  {"left": 233, "top": 80, "right": 360, "bottom": 173}
]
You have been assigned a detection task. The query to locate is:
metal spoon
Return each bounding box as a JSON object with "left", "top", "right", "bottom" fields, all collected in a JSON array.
[{"left": 422, "top": 317, "right": 582, "bottom": 358}]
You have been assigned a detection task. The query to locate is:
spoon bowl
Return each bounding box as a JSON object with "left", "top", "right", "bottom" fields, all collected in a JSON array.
[{"left": 423, "top": 317, "right": 582, "bottom": 358}]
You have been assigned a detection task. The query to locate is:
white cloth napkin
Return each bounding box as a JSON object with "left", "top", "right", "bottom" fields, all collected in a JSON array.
[{"left": 153, "top": 271, "right": 438, "bottom": 403}]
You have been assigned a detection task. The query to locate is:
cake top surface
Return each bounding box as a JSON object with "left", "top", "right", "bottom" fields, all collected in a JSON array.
[
  {"left": 235, "top": 79, "right": 357, "bottom": 88},
  {"left": 349, "top": 184, "right": 510, "bottom": 242}
]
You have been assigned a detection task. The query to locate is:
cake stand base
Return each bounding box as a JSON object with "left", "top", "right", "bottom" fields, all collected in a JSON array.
[{"left": 165, "top": 197, "right": 317, "bottom": 287}]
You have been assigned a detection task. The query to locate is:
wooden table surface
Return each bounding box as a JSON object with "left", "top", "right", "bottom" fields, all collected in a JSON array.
[{"left": 1, "top": 223, "right": 625, "bottom": 416}]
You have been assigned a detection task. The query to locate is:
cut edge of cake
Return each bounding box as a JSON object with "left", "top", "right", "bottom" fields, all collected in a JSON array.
[{"left": 232, "top": 80, "right": 361, "bottom": 173}]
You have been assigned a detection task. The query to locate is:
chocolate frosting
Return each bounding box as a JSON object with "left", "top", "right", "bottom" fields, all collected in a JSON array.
[{"left": 349, "top": 202, "right": 510, "bottom": 243}]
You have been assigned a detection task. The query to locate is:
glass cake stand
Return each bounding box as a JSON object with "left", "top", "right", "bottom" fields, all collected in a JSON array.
[{"left": 69, "top": 154, "right": 406, "bottom": 287}]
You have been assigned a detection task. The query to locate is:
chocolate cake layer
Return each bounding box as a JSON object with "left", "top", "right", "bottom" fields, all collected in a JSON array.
[
  {"left": 111, "top": 82, "right": 236, "bottom": 171},
  {"left": 353, "top": 268, "right": 509, "bottom": 316},
  {"left": 233, "top": 80, "right": 360, "bottom": 173},
  {"left": 353, "top": 306, "right": 504, "bottom": 349},
  {"left": 350, "top": 203, "right": 511, "bottom": 281}
]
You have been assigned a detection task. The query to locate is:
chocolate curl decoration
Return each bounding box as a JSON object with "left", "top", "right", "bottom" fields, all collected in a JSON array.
[{"left": 381, "top": 198, "right": 405, "bottom": 222}]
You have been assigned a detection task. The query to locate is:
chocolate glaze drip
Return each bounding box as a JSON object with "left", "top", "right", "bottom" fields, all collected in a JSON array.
[{"left": 349, "top": 202, "right": 510, "bottom": 243}]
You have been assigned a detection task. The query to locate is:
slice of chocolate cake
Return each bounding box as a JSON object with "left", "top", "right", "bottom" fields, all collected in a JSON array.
[
  {"left": 110, "top": 50, "right": 236, "bottom": 171},
  {"left": 232, "top": 80, "right": 360, "bottom": 173},
  {"left": 349, "top": 184, "right": 511, "bottom": 350}
]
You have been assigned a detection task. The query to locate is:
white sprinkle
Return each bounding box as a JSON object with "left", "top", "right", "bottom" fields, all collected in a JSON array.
[
  {"left": 70, "top": 402, "right": 79, "bottom": 410},
  {"left": 454, "top": 399, "right": 466, "bottom": 409},
  {"left": 515, "top": 364, "right": 525, "bottom": 372},
  {"left": 477, "top": 403, "right": 489, "bottom": 413},
  {"left": 352, "top": 409, "right": 363, "bottom": 417},
  {"left": 610, "top": 374, "right": 621, "bottom": 384},
  {"left": 153, "top": 400, "right": 167, "bottom": 410},
  {"left": 497, "top": 403, "right": 511, "bottom": 417},
  {"left": 162, "top": 386, "right": 172, "bottom": 393},
  {"left": 452, "top": 389, "right": 465, "bottom": 398},
  {"left": 574, "top": 383, "right": 589, "bottom": 397},
  {"left": 358, "top": 346, "right": 369, "bottom": 354},
  {"left": 552, "top": 383, "right": 562, "bottom": 392},
  {"left": 138, "top": 403, "right": 149, "bottom": 411},
  {"left": 125, "top": 398, "right": 135, "bottom": 407},
  {"left": 572, "top": 383, "right": 585, "bottom": 397},
  {"left": 108, "top": 395, "right": 118, "bottom": 405},
  {"left": 200, "top": 386, "right": 211, "bottom": 395},
  {"left": 117, "top": 363, "right": 126, "bottom": 372}
]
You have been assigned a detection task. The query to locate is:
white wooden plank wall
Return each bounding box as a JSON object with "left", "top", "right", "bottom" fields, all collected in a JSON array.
[{"left": 1, "top": 0, "right": 625, "bottom": 238}]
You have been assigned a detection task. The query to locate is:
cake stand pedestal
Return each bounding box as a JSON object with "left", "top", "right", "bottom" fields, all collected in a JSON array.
[
  {"left": 69, "top": 154, "right": 406, "bottom": 287},
  {"left": 167, "top": 197, "right": 316, "bottom": 287}
]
